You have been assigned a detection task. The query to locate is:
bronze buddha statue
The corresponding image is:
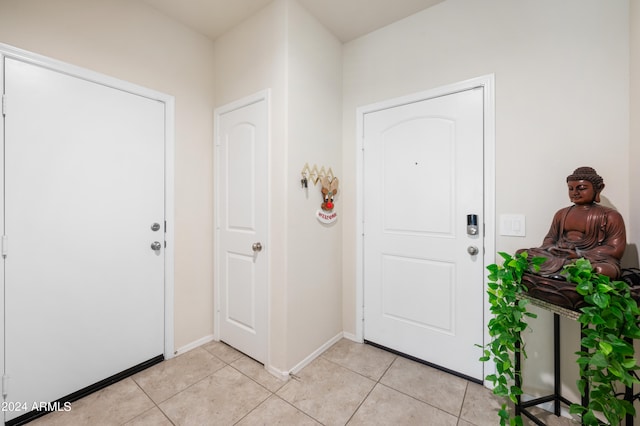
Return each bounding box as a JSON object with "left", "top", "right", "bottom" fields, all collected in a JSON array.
[{"left": 518, "top": 167, "right": 626, "bottom": 280}]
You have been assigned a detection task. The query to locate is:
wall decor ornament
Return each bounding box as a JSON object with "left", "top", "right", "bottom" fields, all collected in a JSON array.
[
  {"left": 317, "top": 176, "right": 338, "bottom": 224},
  {"left": 300, "top": 163, "right": 339, "bottom": 224}
]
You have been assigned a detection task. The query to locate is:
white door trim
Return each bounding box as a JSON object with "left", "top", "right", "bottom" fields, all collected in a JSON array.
[
  {"left": 355, "top": 74, "right": 495, "bottom": 381},
  {"left": 213, "top": 89, "right": 271, "bottom": 367},
  {"left": 0, "top": 42, "right": 176, "bottom": 361}
]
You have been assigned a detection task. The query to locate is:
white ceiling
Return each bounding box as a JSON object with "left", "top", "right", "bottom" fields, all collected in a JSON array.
[{"left": 140, "top": 0, "right": 445, "bottom": 42}]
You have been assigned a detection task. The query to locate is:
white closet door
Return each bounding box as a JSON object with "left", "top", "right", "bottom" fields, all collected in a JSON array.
[
  {"left": 216, "top": 94, "right": 269, "bottom": 364},
  {"left": 3, "top": 57, "right": 165, "bottom": 421}
]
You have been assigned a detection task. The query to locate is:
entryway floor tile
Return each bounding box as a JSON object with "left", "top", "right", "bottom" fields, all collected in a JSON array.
[{"left": 27, "top": 339, "right": 582, "bottom": 425}]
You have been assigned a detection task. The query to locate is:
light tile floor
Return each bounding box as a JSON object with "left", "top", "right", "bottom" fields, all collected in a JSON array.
[{"left": 29, "top": 339, "right": 578, "bottom": 425}]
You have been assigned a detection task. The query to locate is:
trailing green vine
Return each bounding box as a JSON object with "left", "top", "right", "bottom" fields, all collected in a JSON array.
[
  {"left": 480, "top": 251, "right": 544, "bottom": 426},
  {"left": 566, "top": 258, "right": 640, "bottom": 425},
  {"left": 481, "top": 253, "right": 640, "bottom": 426}
]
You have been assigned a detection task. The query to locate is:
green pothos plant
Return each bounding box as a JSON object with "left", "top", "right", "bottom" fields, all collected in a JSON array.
[
  {"left": 481, "top": 252, "right": 640, "bottom": 426},
  {"left": 566, "top": 258, "right": 640, "bottom": 425},
  {"left": 480, "top": 251, "right": 545, "bottom": 426}
]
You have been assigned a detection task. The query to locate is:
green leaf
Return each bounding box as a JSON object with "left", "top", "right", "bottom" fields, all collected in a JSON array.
[
  {"left": 598, "top": 341, "right": 612, "bottom": 356},
  {"left": 493, "top": 384, "right": 508, "bottom": 396},
  {"left": 485, "top": 374, "right": 498, "bottom": 383},
  {"left": 576, "top": 281, "right": 591, "bottom": 295},
  {"left": 608, "top": 365, "right": 623, "bottom": 378},
  {"left": 619, "top": 399, "right": 636, "bottom": 416},
  {"left": 498, "top": 406, "right": 509, "bottom": 426},
  {"left": 575, "top": 356, "right": 591, "bottom": 366},
  {"left": 509, "top": 385, "right": 523, "bottom": 396},
  {"left": 497, "top": 252, "right": 512, "bottom": 262},
  {"left": 569, "top": 403, "right": 585, "bottom": 415},
  {"left": 583, "top": 410, "right": 599, "bottom": 426},
  {"left": 589, "top": 351, "right": 608, "bottom": 368},
  {"left": 590, "top": 292, "right": 610, "bottom": 309},
  {"left": 596, "top": 282, "right": 613, "bottom": 293}
]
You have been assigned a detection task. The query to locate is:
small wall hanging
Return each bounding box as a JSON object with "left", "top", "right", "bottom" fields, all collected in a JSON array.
[
  {"left": 317, "top": 176, "right": 338, "bottom": 224},
  {"left": 300, "top": 163, "right": 339, "bottom": 224}
]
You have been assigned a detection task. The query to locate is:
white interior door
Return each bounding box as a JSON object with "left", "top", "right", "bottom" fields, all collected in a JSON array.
[
  {"left": 215, "top": 92, "right": 268, "bottom": 364},
  {"left": 3, "top": 57, "right": 165, "bottom": 421},
  {"left": 363, "top": 87, "right": 484, "bottom": 380}
]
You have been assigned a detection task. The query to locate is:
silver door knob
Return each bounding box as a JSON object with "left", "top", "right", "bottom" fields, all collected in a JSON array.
[
  {"left": 467, "top": 246, "right": 479, "bottom": 256},
  {"left": 252, "top": 242, "right": 263, "bottom": 252},
  {"left": 151, "top": 241, "right": 162, "bottom": 251}
]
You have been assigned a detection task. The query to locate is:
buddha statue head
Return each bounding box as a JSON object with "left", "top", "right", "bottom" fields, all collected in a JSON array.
[{"left": 566, "top": 166, "right": 605, "bottom": 204}]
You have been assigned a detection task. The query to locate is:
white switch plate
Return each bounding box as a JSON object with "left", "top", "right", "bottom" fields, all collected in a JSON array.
[{"left": 500, "top": 214, "right": 526, "bottom": 237}]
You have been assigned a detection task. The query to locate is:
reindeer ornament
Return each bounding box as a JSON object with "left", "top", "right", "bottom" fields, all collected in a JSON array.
[{"left": 316, "top": 177, "right": 339, "bottom": 224}]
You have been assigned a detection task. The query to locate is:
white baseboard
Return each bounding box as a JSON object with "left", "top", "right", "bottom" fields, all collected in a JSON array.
[
  {"left": 288, "top": 332, "right": 344, "bottom": 375},
  {"left": 342, "top": 332, "right": 361, "bottom": 343},
  {"left": 265, "top": 365, "right": 290, "bottom": 381},
  {"left": 174, "top": 334, "right": 216, "bottom": 356},
  {"left": 174, "top": 332, "right": 345, "bottom": 381}
]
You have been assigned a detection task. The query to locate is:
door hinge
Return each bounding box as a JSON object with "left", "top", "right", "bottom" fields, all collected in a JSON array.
[
  {"left": 2, "top": 235, "right": 7, "bottom": 258},
  {"left": 2, "top": 375, "right": 8, "bottom": 399}
]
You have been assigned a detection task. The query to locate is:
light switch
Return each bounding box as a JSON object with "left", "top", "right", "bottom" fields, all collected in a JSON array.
[{"left": 500, "top": 214, "right": 526, "bottom": 237}]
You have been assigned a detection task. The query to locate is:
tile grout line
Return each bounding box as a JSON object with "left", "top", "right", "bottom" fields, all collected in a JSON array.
[
  {"left": 326, "top": 351, "right": 473, "bottom": 422},
  {"left": 229, "top": 358, "right": 326, "bottom": 426},
  {"left": 128, "top": 377, "right": 177, "bottom": 426},
  {"left": 457, "top": 381, "right": 470, "bottom": 424},
  {"left": 128, "top": 346, "right": 233, "bottom": 425},
  {"left": 341, "top": 354, "right": 399, "bottom": 425}
]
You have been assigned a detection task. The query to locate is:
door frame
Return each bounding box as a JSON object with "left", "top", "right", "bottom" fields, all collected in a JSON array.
[
  {"left": 355, "top": 74, "right": 495, "bottom": 383},
  {"left": 213, "top": 89, "right": 271, "bottom": 368},
  {"left": 0, "top": 43, "right": 176, "bottom": 363}
]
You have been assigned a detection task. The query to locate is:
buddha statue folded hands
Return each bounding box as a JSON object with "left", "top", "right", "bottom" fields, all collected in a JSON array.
[{"left": 518, "top": 167, "right": 626, "bottom": 280}]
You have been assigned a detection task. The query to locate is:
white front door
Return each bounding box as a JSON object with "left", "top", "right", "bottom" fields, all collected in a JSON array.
[
  {"left": 215, "top": 92, "right": 268, "bottom": 364},
  {"left": 3, "top": 57, "right": 166, "bottom": 421},
  {"left": 363, "top": 87, "right": 484, "bottom": 380}
]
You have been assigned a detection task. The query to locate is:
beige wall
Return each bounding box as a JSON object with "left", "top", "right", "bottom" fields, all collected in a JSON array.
[
  {"left": 630, "top": 3, "right": 640, "bottom": 423},
  {"left": 342, "top": 0, "right": 630, "bottom": 400},
  {"left": 0, "top": 0, "right": 217, "bottom": 351},
  {"left": 631, "top": 0, "right": 640, "bottom": 250},
  {"left": 286, "top": 0, "right": 343, "bottom": 367},
  {"left": 213, "top": 0, "right": 343, "bottom": 372}
]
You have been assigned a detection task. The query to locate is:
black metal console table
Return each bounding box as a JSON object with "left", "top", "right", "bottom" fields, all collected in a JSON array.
[{"left": 514, "top": 295, "right": 635, "bottom": 426}]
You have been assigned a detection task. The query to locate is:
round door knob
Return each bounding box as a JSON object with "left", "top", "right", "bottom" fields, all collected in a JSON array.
[
  {"left": 151, "top": 241, "right": 162, "bottom": 251},
  {"left": 252, "top": 242, "right": 263, "bottom": 252},
  {"left": 467, "top": 245, "right": 479, "bottom": 256}
]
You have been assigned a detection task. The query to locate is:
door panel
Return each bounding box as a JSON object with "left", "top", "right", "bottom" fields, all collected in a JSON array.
[
  {"left": 3, "top": 57, "right": 165, "bottom": 420},
  {"left": 216, "top": 96, "right": 268, "bottom": 363},
  {"left": 363, "top": 88, "right": 484, "bottom": 380}
]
